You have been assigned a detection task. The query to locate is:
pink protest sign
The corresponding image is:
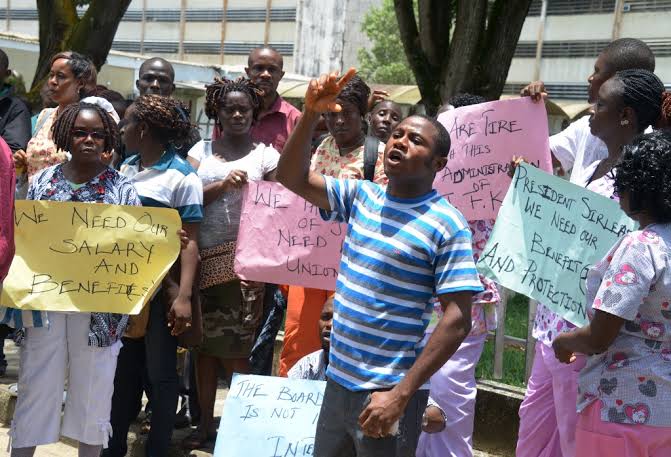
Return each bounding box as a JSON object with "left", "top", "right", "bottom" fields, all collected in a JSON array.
[
  {"left": 234, "top": 181, "right": 345, "bottom": 289},
  {"left": 435, "top": 97, "right": 552, "bottom": 220}
]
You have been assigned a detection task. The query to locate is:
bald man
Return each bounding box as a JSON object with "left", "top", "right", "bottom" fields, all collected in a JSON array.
[
  {"left": 244, "top": 46, "right": 301, "bottom": 152},
  {"left": 136, "top": 57, "right": 176, "bottom": 97}
]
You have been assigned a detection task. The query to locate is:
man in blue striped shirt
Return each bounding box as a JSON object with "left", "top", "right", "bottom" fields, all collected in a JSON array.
[{"left": 277, "top": 69, "right": 484, "bottom": 457}]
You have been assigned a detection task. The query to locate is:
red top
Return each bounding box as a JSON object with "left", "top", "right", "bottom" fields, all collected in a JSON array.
[
  {"left": 0, "top": 136, "right": 15, "bottom": 282},
  {"left": 212, "top": 96, "right": 301, "bottom": 153}
]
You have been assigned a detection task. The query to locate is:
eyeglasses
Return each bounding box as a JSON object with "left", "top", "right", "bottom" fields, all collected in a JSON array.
[{"left": 71, "top": 129, "right": 106, "bottom": 141}]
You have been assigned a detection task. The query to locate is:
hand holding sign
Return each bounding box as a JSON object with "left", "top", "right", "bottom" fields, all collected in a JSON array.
[
  {"left": 1, "top": 201, "right": 180, "bottom": 315},
  {"left": 478, "top": 164, "right": 637, "bottom": 326},
  {"left": 235, "top": 181, "right": 345, "bottom": 289},
  {"left": 435, "top": 97, "right": 552, "bottom": 220}
]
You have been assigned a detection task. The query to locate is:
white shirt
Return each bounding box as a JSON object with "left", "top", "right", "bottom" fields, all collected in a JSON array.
[{"left": 550, "top": 115, "right": 608, "bottom": 186}]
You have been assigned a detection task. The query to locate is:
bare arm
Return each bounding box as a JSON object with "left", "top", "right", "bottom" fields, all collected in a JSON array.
[
  {"left": 358, "top": 291, "right": 473, "bottom": 436},
  {"left": 553, "top": 310, "right": 624, "bottom": 363},
  {"left": 277, "top": 68, "right": 357, "bottom": 210},
  {"left": 168, "top": 222, "right": 199, "bottom": 336}
]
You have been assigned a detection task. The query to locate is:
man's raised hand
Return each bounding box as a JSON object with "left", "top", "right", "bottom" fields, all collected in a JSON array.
[{"left": 304, "top": 68, "right": 357, "bottom": 114}]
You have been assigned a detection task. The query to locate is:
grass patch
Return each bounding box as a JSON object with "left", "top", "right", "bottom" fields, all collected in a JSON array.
[{"left": 475, "top": 294, "right": 529, "bottom": 387}]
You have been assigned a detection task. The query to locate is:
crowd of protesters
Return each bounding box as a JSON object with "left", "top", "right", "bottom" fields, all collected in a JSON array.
[{"left": 0, "top": 36, "right": 669, "bottom": 457}]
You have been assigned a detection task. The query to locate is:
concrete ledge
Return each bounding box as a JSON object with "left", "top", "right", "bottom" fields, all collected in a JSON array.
[{"left": 473, "top": 380, "right": 525, "bottom": 457}]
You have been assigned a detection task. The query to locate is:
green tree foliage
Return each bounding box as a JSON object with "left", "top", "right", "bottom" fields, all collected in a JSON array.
[{"left": 358, "top": 0, "right": 416, "bottom": 85}]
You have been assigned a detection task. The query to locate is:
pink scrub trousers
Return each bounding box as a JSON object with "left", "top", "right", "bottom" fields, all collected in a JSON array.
[
  {"left": 416, "top": 332, "right": 487, "bottom": 457},
  {"left": 516, "top": 342, "right": 586, "bottom": 457},
  {"left": 575, "top": 402, "right": 671, "bottom": 457}
]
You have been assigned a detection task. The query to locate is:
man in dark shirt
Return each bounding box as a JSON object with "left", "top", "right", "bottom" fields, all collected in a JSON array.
[{"left": 0, "top": 49, "right": 30, "bottom": 153}]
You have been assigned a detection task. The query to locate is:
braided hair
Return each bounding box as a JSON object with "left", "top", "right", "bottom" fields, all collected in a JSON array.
[
  {"left": 52, "top": 102, "right": 119, "bottom": 154},
  {"left": 204, "top": 76, "right": 263, "bottom": 123},
  {"left": 613, "top": 130, "right": 671, "bottom": 223},
  {"left": 659, "top": 91, "right": 671, "bottom": 127},
  {"left": 129, "top": 94, "right": 193, "bottom": 148},
  {"left": 612, "top": 69, "right": 664, "bottom": 132},
  {"left": 336, "top": 75, "right": 370, "bottom": 117}
]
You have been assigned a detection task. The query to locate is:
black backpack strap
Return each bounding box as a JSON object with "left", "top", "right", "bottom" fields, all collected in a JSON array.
[{"left": 363, "top": 135, "right": 380, "bottom": 182}]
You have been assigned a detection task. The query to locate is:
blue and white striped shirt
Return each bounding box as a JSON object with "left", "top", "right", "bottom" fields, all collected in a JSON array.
[
  {"left": 321, "top": 177, "right": 483, "bottom": 391},
  {"left": 120, "top": 151, "right": 203, "bottom": 223}
]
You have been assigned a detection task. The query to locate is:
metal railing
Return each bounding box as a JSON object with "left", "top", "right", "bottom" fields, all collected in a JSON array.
[{"left": 487, "top": 288, "right": 537, "bottom": 382}]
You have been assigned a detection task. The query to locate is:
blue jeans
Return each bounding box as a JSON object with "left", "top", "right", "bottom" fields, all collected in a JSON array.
[
  {"left": 105, "top": 296, "right": 178, "bottom": 457},
  {"left": 249, "top": 285, "right": 285, "bottom": 375}
]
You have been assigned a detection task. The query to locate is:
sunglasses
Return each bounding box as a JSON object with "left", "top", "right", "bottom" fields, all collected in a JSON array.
[{"left": 71, "top": 129, "right": 106, "bottom": 141}]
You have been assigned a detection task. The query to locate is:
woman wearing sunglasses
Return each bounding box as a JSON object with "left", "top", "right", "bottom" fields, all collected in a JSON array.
[{"left": 5, "top": 101, "right": 140, "bottom": 457}]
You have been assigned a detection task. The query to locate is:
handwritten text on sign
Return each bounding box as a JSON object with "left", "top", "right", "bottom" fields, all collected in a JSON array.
[
  {"left": 1, "top": 201, "right": 181, "bottom": 314},
  {"left": 214, "top": 374, "right": 325, "bottom": 457},
  {"left": 477, "top": 164, "right": 637, "bottom": 326},
  {"left": 234, "top": 181, "right": 345, "bottom": 290},
  {"left": 435, "top": 97, "right": 552, "bottom": 220}
]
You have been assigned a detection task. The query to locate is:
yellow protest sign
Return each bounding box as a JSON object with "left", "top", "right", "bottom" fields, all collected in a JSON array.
[{"left": 0, "top": 200, "right": 181, "bottom": 315}]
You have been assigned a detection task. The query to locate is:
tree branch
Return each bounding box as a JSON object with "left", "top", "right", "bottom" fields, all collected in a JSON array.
[
  {"left": 33, "top": 0, "right": 78, "bottom": 92},
  {"left": 475, "top": 0, "right": 533, "bottom": 99},
  {"left": 69, "top": 0, "right": 132, "bottom": 70},
  {"left": 418, "top": 0, "right": 452, "bottom": 69},
  {"left": 441, "top": 0, "right": 487, "bottom": 100},
  {"left": 393, "top": 0, "right": 441, "bottom": 113}
]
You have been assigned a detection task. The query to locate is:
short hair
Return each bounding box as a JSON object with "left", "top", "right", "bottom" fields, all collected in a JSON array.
[
  {"left": 247, "top": 46, "right": 283, "bottom": 68},
  {"left": 613, "top": 130, "right": 671, "bottom": 223},
  {"left": 204, "top": 76, "right": 263, "bottom": 122},
  {"left": 602, "top": 38, "right": 655, "bottom": 73},
  {"left": 371, "top": 99, "right": 401, "bottom": 114},
  {"left": 139, "top": 57, "right": 175, "bottom": 81},
  {"left": 612, "top": 69, "right": 664, "bottom": 132},
  {"left": 0, "top": 49, "right": 9, "bottom": 70},
  {"left": 448, "top": 93, "right": 487, "bottom": 108},
  {"left": 408, "top": 114, "right": 451, "bottom": 158},
  {"left": 50, "top": 51, "right": 97, "bottom": 98},
  {"left": 51, "top": 102, "right": 119, "bottom": 154},
  {"left": 336, "top": 75, "right": 370, "bottom": 117},
  {"left": 129, "top": 94, "right": 193, "bottom": 148}
]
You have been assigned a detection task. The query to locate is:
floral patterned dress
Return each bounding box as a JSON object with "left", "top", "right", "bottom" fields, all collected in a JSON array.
[
  {"left": 26, "top": 108, "right": 67, "bottom": 178},
  {"left": 577, "top": 224, "right": 671, "bottom": 426}
]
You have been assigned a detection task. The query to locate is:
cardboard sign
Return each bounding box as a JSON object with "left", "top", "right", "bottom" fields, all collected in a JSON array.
[
  {"left": 234, "top": 181, "right": 345, "bottom": 289},
  {"left": 1, "top": 200, "right": 180, "bottom": 314},
  {"left": 214, "top": 374, "right": 326, "bottom": 457},
  {"left": 478, "top": 164, "right": 637, "bottom": 326},
  {"left": 435, "top": 97, "right": 552, "bottom": 220}
]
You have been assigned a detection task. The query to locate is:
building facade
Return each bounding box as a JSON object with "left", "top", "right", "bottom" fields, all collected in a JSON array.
[{"left": 506, "top": 0, "right": 671, "bottom": 102}]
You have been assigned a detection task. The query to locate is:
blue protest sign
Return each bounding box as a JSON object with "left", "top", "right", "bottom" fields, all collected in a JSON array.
[{"left": 214, "top": 374, "right": 326, "bottom": 457}]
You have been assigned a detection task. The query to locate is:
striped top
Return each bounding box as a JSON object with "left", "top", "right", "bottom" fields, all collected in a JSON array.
[
  {"left": 120, "top": 151, "right": 204, "bottom": 223},
  {"left": 321, "top": 177, "right": 483, "bottom": 391}
]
